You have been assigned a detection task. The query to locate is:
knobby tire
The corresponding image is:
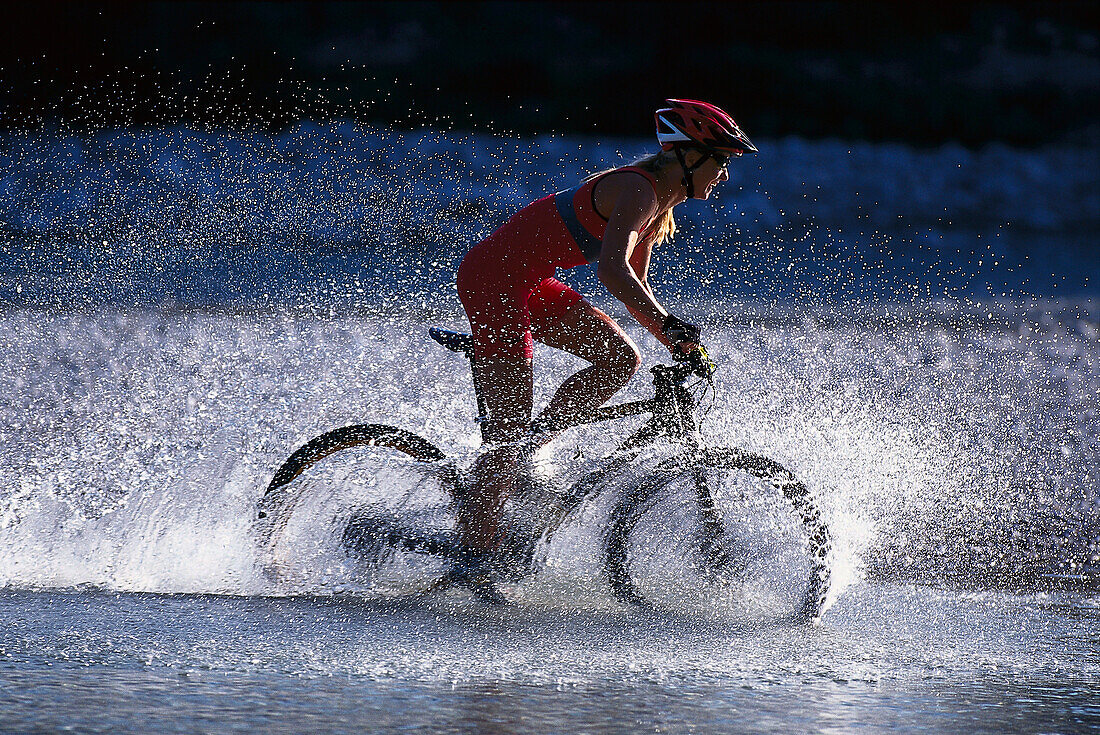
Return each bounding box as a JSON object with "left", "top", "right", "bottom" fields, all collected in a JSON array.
[
  {"left": 257, "top": 424, "right": 448, "bottom": 551},
  {"left": 605, "top": 446, "right": 832, "bottom": 620}
]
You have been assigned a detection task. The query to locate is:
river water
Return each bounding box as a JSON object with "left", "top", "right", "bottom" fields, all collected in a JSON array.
[
  {"left": 3, "top": 583, "right": 1096, "bottom": 734},
  {"left": 1, "top": 303, "right": 1097, "bottom": 732}
]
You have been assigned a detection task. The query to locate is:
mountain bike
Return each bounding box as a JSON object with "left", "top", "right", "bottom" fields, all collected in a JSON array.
[{"left": 256, "top": 327, "right": 832, "bottom": 620}]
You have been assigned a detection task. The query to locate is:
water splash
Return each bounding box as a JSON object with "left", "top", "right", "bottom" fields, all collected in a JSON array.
[{"left": 1, "top": 304, "right": 1094, "bottom": 613}]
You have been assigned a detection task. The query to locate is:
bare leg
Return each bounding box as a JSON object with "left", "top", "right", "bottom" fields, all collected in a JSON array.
[
  {"left": 531, "top": 299, "right": 641, "bottom": 429},
  {"left": 457, "top": 354, "right": 533, "bottom": 551},
  {"left": 456, "top": 295, "right": 638, "bottom": 550}
]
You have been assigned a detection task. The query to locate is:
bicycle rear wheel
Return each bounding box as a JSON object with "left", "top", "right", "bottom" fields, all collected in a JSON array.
[
  {"left": 605, "top": 446, "right": 831, "bottom": 621},
  {"left": 256, "top": 424, "right": 453, "bottom": 571}
]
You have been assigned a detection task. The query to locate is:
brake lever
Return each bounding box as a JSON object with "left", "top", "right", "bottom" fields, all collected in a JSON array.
[{"left": 684, "top": 345, "right": 717, "bottom": 381}]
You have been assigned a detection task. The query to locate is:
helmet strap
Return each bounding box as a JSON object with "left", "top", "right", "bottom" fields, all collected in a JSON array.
[{"left": 673, "top": 146, "right": 711, "bottom": 198}]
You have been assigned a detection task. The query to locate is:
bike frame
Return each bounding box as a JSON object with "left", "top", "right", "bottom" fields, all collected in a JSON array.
[
  {"left": 448, "top": 329, "right": 723, "bottom": 558},
  {"left": 263, "top": 329, "right": 827, "bottom": 618},
  {"left": 450, "top": 327, "right": 705, "bottom": 454},
  {"left": 529, "top": 363, "right": 704, "bottom": 455}
]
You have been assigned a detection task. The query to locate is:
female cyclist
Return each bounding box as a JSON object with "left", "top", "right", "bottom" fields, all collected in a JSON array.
[{"left": 454, "top": 99, "right": 757, "bottom": 566}]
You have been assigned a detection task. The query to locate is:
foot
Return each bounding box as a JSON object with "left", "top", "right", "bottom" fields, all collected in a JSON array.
[{"left": 445, "top": 547, "right": 508, "bottom": 605}]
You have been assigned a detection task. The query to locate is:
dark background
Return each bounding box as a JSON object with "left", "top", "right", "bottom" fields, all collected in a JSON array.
[{"left": 3, "top": 1, "right": 1098, "bottom": 146}]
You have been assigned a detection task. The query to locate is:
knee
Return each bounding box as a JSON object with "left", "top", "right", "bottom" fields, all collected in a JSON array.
[{"left": 603, "top": 338, "right": 642, "bottom": 387}]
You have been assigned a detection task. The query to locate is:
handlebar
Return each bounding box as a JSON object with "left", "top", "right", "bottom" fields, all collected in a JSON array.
[
  {"left": 654, "top": 346, "right": 716, "bottom": 383},
  {"left": 675, "top": 345, "right": 717, "bottom": 380}
]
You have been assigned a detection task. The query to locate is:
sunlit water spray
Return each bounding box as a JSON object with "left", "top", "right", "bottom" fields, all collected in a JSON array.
[
  {"left": 1, "top": 303, "right": 1094, "bottom": 615},
  {"left": 0, "top": 123, "right": 1096, "bottom": 605},
  {"left": 1, "top": 22, "right": 1099, "bottom": 726},
  {"left": 0, "top": 117, "right": 1097, "bottom": 730}
]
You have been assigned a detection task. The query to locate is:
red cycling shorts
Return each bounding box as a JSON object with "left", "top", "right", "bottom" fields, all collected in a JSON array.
[
  {"left": 457, "top": 267, "right": 586, "bottom": 360},
  {"left": 457, "top": 196, "right": 588, "bottom": 359}
]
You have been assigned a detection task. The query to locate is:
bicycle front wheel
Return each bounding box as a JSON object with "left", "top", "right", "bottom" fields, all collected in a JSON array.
[{"left": 605, "top": 446, "right": 831, "bottom": 621}]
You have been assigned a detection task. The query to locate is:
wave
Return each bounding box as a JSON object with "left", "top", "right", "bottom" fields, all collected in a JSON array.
[{"left": 1, "top": 124, "right": 1097, "bottom": 308}]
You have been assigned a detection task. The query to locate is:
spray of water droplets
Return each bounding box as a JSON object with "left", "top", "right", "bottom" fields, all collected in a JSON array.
[{"left": 0, "top": 72, "right": 1096, "bottom": 618}]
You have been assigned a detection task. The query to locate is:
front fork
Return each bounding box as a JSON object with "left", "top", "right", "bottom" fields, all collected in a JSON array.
[
  {"left": 652, "top": 368, "right": 729, "bottom": 572},
  {"left": 622, "top": 367, "right": 724, "bottom": 550},
  {"left": 651, "top": 365, "right": 699, "bottom": 442}
]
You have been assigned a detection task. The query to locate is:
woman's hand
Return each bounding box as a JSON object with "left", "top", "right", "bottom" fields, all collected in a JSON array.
[
  {"left": 683, "top": 345, "right": 717, "bottom": 378},
  {"left": 662, "top": 314, "right": 700, "bottom": 354}
]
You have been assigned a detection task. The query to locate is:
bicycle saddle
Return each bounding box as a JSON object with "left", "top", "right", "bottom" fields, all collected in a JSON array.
[{"left": 429, "top": 327, "right": 474, "bottom": 358}]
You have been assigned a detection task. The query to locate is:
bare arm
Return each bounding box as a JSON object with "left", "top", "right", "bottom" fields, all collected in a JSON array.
[
  {"left": 595, "top": 175, "right": 670, "bottom": 341},
  {"left": 622, "top": 234, "right": 678, "bottom": 348}
]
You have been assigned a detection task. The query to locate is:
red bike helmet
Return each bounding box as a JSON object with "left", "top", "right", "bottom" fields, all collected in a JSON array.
[{"left": 655, "top": 98, "right": 758, "bottom": 155}]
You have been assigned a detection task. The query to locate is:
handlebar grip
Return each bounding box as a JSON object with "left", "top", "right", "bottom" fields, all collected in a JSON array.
[{"left": 674, "top": 345, "right": 717, "bottom": 379}]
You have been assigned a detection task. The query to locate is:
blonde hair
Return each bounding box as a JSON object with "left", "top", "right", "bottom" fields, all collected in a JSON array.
[
  {"left": 630, "top": 150, "right": 678, "bottom": 246},
  {"left": 583, "top": 149, "right": 679, "bottom": 246}
]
